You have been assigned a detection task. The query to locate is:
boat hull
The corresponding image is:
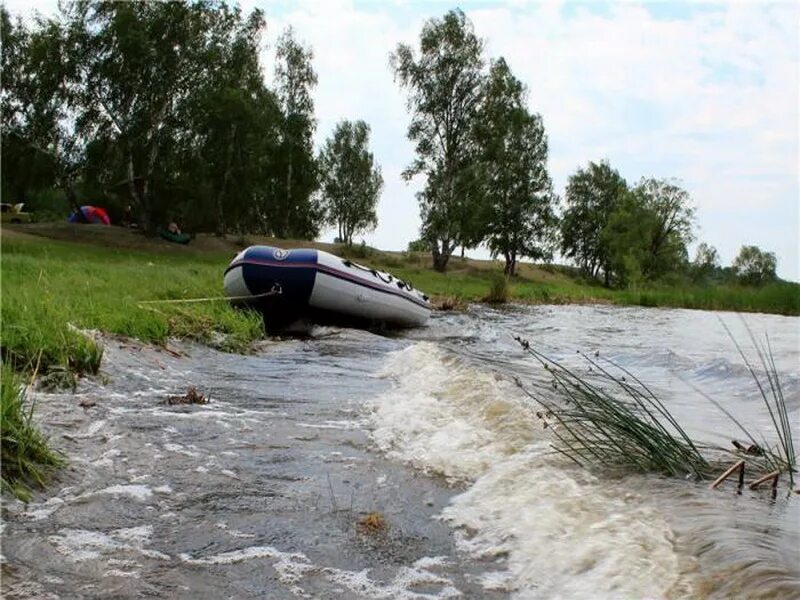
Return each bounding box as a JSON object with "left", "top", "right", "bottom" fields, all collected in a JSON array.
[{"left": 224, "top": 246, "right": 431, "bottom": 329}]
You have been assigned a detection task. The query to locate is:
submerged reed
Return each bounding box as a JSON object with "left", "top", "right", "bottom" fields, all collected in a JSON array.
[
  {"left": 717, "top": 321, "right": 795, "bottom": 485},
  {"left": 514, "top": 328, "right": 796, "bottom": 487},
  {"left": 513, "top": 336, "right": 710, "bottom": 478},
  {"left": 1, "top": 363, "right": 65, "bottom": 501}
]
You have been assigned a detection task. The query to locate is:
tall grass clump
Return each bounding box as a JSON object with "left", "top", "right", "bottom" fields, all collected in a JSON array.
[
  {"left": 707, "top": 321, "right": 796, "bottom": 485},
  {"left": 1, "top": 363, "right": 65, "bottom": 501},
  {"left": 514, "top": 327, "right": 796, "bottom": 488},
  {"left": 513, "top": 335, "right": 710, "bottom": 478},
  {"left": 484, "top": 274, "right": 510, "bottom": 304}
]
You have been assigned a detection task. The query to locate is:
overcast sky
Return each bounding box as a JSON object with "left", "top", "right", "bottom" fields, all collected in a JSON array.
[{"left": 7, "top": 1, "right": 799, "bottom": 280}]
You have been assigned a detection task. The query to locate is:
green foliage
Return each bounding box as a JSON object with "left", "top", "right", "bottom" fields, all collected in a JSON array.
[
  {"left": 560, "top": 161, "right": 629, "bottom": 285},
  {"left": 1, "top": 3, "right": 324, "bottom": 239},
  {"left": 272, "top": 26, "right": 321, "bottom": 239},
  {"left": 477, "top": 58, "right": 558, "bottom": 276},
  {"left": 1, "top": 363, "right": 65, "bottom": 501},
  {"left": 406, "top": 238, "right": 429, "bottom": 253},
  {"left": 483, "top": 274, "right": 510, "bottom": 304},
  {"left": 562, "top": 167, "right": 695, "bottom": 288},
  {"left": 391, "top": 9, "right": 486, "bottom": 272},
  {"left": 634, "top": 178, "right": 694, "bottom": 279},
  {"left": 318, "top": 120, "right": 383, "bottom": 245},
  {"left": 733, "top": 245, "right": 778, "bottom": 286},
  {"left": 690, "top": 242, "right": 721, "bottom": 283}
]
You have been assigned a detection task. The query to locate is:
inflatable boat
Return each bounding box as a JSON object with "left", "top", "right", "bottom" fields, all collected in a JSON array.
[{"left": 224, "top": 246, "right": 431, "bottom": 328}]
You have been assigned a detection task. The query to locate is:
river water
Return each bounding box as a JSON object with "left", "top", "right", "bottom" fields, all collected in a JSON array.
[{"left": 2, "top": 304, "right": 798, "bottom": 599}]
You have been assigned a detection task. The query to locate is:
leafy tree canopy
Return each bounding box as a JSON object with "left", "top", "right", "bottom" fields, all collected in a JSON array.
[
  {"left": 391, "top": 9, "right": 485, "bottom": 271},
  {"left": 733, "top": 245, "right": 777, "bottom": 286},
  {"left": 318, "top": 120, "right": 383, "bottom": 246},
  {"left": 477, "top": 58, "right": 558, "bottom": 276},
  {"left": 561, "top": 160, "right": 628, "bottom": 285}
]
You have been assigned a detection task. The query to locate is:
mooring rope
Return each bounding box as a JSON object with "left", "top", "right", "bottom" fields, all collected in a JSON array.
[{"left": 136, "top": 285, "right": 281, "bottom": 306}]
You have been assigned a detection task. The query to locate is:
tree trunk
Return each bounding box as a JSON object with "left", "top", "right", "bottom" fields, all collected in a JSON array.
[
  {"left": 284, "top": 149, "right": 293, "bottom": 238},
  {"left": 127, "top": 155, "right": 150, "bottom": 233},
  {"left": 215, "top": 124, "right": 237, "bottom": 237},
  {"left": 504, "top": 252, "right": 516, "bottom": 277},
  {"left": 432, "top": 239, "right": 452, "bottom": 272}
]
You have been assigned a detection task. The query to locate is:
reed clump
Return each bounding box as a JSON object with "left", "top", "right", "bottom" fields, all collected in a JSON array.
[
  {"left": 701, "top": 323, "right": 796, "bottom": 485},
  {"left": 1, "top": 363, "right": 65, "bottom": 501},
  {"left": 514, "top": 327, "right": 796, "bottom": 487},
  {"left": 514, "top": 336, "right": 710, "bottom": 478}
]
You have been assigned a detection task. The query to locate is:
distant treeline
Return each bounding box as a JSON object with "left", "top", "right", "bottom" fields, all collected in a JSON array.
[
  {"left": 394, "top": 10, "right": 784, "bottom": 287},
  {"left": 1, "top": 4, "right": 786, "bottom": 287}
]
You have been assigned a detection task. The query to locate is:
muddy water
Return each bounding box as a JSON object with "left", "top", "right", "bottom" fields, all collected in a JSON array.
[{"left": 2, "top": 305, "right": 799, "bottom": 599}]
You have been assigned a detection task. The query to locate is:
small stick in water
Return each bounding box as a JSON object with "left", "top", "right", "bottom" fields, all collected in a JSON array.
[
  {"left": 748, "top": 470, "right": 780, "bottom": 490},
  {"left": 710, "top": 460, "right": 746, "bottom": 490}
]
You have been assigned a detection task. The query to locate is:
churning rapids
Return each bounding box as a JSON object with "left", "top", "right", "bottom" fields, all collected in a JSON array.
[{"left": 2, "top": 304, "right": 798, "bottom": 599}]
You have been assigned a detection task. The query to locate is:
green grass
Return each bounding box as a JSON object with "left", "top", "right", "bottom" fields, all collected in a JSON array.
[
  {"left": 613, "top": 282, "right": 799, "bottom": 315},
  {"left": 1, "top": 363, "right": 65, "bottom": 501},
  {"left": 1, "top": 233, "right": 264, "bottom": 377},
  {"left": 514, "top": 333, "right": 796, "bottom": 487}
]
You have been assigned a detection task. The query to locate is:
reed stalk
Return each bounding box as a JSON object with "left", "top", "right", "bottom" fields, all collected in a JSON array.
[
  {"left": 514, "top": 336, "right": 710, "bottom": 478},
  {"left": 514, "top": 326, "right": 797, "bottom": 488}
]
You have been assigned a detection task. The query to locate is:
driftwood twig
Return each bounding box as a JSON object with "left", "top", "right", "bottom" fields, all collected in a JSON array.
[{"left": 710, "top": 460, "right": 745, "bottom": 490}]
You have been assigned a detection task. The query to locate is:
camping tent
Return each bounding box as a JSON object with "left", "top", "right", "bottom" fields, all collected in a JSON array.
[{"left": 68, "top": 205, "right": 111, "bottom": 225}]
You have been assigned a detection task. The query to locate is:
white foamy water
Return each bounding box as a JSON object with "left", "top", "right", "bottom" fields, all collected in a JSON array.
[
  {"left": 181, "top": 545, "right": 461, "bottom": 599},
  {"left": 372, "top": 342, "right": 689, "bottom": 599}
]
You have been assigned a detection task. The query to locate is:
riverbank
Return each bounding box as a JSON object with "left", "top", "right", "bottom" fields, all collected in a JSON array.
[{"left": 2, "top": 223, "right": 798, "bottom": 379}]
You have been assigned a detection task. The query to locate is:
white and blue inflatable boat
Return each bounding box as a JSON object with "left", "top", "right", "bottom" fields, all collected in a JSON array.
[{"left": 224, "top": 246, "right": 431, "bottom": 328}]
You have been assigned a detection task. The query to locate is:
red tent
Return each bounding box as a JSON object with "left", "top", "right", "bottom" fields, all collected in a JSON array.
[{"left": 69, "top": 205, "right": 111, "bottom": 225}]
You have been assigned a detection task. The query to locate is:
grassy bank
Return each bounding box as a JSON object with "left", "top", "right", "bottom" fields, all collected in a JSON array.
[
  {"left": 1, "top": 363, "right": 65, "bottom": 500},
  {"left": 383, "top": 259, "right": 799, "bottom": 316},
  {"left": 2, "top": 224, "right": 797, "bottom": 379},
  {"left": 1, "top": 228, "right": 263, "bottom": 376}
]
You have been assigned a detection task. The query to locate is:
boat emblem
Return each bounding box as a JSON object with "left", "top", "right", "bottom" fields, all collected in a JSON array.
[{"left": 273, "top": 248, "right": 291, "bottom": 261}]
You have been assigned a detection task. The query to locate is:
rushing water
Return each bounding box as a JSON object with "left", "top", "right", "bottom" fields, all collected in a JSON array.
[{"left": 2, "top": 304, "right": 798, "bottom": 599}]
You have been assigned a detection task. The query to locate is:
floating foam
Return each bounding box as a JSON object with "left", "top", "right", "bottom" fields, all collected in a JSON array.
[
  {"left": 48, "top": 525, "right": 170, "bottom": 564},
  {"left": 93, "top": 484, "right": 153, "bottom": 501},
  {"left": 180, "top": 545, "right": 461, "bottom": 599}
]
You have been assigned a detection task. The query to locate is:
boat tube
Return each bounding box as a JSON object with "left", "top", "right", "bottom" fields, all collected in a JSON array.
[{"left": 224, "top": 246, "right": 431, "bottom": 328}]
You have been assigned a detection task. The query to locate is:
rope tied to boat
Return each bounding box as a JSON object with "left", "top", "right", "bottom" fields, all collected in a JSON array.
[{"left": 136, "top": 282, "right": 282, "bottom": 306}]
